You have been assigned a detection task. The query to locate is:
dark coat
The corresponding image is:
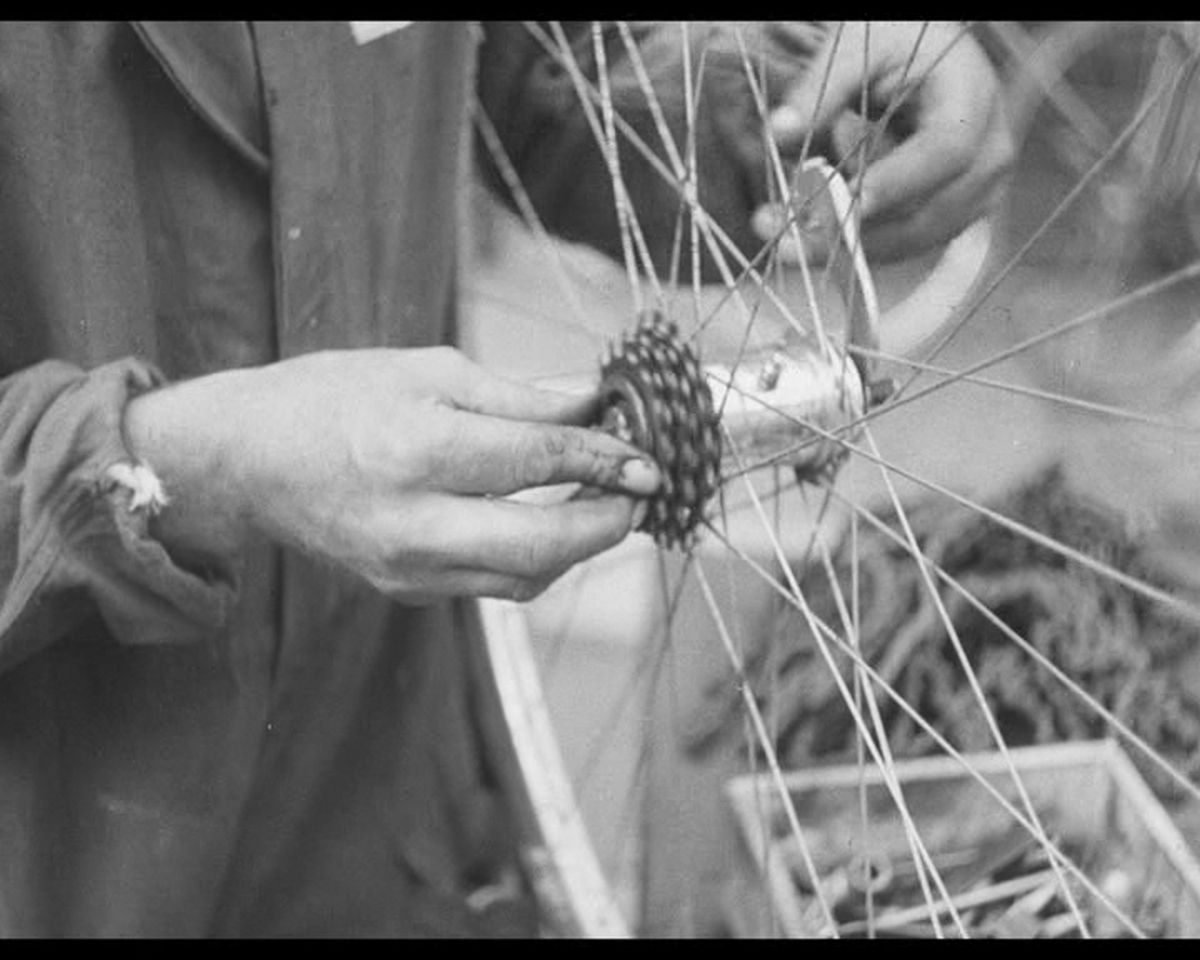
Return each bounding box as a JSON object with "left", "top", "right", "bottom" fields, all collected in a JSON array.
[{"left": 0, "top": 21, "right": 515, "bottom": 937}]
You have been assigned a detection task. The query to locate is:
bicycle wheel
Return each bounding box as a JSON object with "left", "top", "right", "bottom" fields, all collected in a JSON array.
[{"left": 461, "top": 21, "right": 1200, "bottom": 938}]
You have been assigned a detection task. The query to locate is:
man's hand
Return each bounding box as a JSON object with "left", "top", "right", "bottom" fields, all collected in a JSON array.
[
  {"left": 124, "top": 347, "right": 662, "bottom": 604},
  {"left": 754, "top": 21, "right": 1013, "bottom": 262}
]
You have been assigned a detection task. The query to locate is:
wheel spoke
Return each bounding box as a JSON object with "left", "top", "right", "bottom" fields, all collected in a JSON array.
[
  {"left": 801, "top": 485, "right": 950, "bottom": 937},
  {"left": 521, "top": 22, "right": 824, "bottom": 359},
  {"left": 823, "top": 482, "right": 1200, "bottom": 806},
  {"left": 862, "top": 423, "right": 1091, "bottom": 934},
  {"left": 900, "top": 41, "right": 1200, "bottom": 393},
  {"left": 472, "top": 101, "right": 610, "bottom": 347},
  {"left": 731, "top": 258, "right": 1200, "bottom": 487},
  {"left": 714, "top": 446, "right": 1200, "bottom": 808},
  {"left": 722, "top": 425, "right": 967, "bottom": 936},
  {"left": 701, "top": 520, "right": 1147, "bottom": 937},
  {"left": 571, "top": 551, "right": 695, "bottom": 794},
  {"left": 849, "top": 342, "right": 1200, "bottom": 434},
  {"left": 544, "top": 22, "right": 665, "bottom": 313},
  {"left": 984, "top": 20, "right": 1113, "bottom": 157},
  {"left": 729, "top": 23, "right": 834, "bottom": 356},
  {"left": 691, "top": 558, "right": 844, "bottom": 936},
  {"left": 719, "top": 372, "right": 1200, "bottom": 625},
  {"left": 847, "top": 508, "right": 877, "bottom": 938}
]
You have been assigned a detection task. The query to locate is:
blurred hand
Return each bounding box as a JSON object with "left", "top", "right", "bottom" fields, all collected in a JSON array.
[
  {"left": 754, "top": 21, "right": 1013, "bottom": 262},
  {"left": 125, "top": 347, "right": 661, "bottom": 604}
]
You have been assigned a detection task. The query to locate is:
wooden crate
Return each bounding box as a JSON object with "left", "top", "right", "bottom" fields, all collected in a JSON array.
[{"left": 725, "top": 740, "right": 1200, "bottom": 938}]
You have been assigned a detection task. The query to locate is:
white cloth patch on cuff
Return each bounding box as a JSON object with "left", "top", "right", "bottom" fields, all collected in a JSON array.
[{"left": 105, "top": 460, "right": 170, "bottom": 517}]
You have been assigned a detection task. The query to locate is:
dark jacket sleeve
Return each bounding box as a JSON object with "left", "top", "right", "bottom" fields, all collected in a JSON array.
[
  {"left": 0, "top": 358, "right": 237, "bottom": 675},
  {"left": 475, "top": 21, "right": 828, "bottom": 280}
]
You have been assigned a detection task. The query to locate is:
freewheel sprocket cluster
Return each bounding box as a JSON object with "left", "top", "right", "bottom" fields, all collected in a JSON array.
[{"left": 596, "top": 312, "right": 722, "bottom": 550}]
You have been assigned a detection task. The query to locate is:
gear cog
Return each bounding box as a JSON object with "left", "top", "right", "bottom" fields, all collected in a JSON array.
[{"left": 596, "top": 312, "right": 722, "bottom": 550}]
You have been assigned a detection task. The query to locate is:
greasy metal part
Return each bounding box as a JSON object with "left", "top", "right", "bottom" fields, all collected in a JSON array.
[
  {"left": 705, "top": 346, "right": 866, "bottom": 482},
  {"left": 594, "top": 318, "right": 872, "bottom": 552},
  {"left": 590, "top": 162, "right": 892, "bottom": 548},
  {"left": 597, "top": 313, "right": 722, "bottom": 549}
]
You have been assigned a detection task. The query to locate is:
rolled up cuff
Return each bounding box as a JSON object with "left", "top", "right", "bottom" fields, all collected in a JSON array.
[{"left": 32, "top": 358, "right": 238, "bottom": 647}]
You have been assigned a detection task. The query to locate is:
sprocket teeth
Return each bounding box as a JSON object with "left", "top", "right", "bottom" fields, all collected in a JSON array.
[{"left": 596, "top": 310, "right": 722, "bottom": 549}]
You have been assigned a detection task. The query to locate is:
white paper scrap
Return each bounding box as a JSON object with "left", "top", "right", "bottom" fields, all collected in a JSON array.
[{"left": 349, "top": 22, "right": 414, "bottom": 45}]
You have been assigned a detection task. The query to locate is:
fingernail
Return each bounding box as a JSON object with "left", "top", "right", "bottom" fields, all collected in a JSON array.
[
  {"left": 752, "top": 204, "right": 785, "bottom": 240},
  {"left": 769, "top": 104, "right": 805, "bottom": 140},
  {"left": 630, "top": 499, "right": 649, "bottom": 531},
  {"left": 618, "top": 458, "right": 662, "bottom": 496}
]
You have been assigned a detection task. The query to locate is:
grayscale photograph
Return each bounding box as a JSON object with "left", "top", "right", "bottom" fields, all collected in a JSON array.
[{"left": 1, "top": 20, "right": 1199, "bottom": 938}]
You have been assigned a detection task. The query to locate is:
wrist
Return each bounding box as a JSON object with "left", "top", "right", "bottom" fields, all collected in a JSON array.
[{"left": 123, "top": 369, "right": 255, "bottom": 568}]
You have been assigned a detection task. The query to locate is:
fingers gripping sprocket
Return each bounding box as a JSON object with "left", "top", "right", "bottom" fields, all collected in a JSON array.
[{"left": 596, "top": 312, "right": 722, "bottom": 550}]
